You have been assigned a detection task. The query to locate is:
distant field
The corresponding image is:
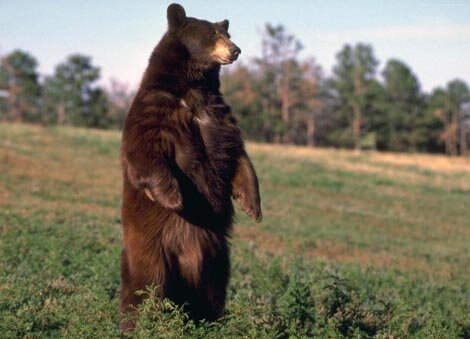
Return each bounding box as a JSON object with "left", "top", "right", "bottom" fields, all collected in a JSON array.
[{"left": 0, "top": 123, "right": 469, "bottom": 338}]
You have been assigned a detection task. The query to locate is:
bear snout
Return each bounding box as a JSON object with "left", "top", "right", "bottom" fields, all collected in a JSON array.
[{"left": 230, "top": 45, "right": 241, "bottom": 60}]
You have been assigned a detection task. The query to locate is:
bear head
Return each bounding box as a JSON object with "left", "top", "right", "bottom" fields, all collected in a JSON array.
[{"left": 166, "top": 3, "right": 241, "bottom": 69}]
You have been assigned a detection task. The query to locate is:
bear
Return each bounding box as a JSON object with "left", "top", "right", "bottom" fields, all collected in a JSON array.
[{"left": 119, "top": 3, "right": 262, "bottom": 331}]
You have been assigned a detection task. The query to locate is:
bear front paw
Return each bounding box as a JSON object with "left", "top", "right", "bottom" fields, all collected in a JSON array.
[
  {"left": 144, "top": 186, "right": 183, "bottom": 211},
  {"left": 236, "top": 192, "right": 262, "bottom": 223},
  {"left": 247, "top": 203, "right": 262, "bottom": 223}
]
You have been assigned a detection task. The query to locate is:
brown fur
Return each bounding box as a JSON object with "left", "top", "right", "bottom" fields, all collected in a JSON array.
[{"left": 119, "top": 4, "right": 261, "bottom": 331}]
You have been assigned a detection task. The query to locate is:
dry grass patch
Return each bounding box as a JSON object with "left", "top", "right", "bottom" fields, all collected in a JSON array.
[
  {"left": 247, "top": 142, "right": 470, "bottom": 190},
  {"left": 235, "top": 226, "right": 450, "bottom": 276}
]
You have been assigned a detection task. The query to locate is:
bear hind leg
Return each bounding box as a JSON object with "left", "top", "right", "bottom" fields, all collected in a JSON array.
[{"left": 185, "top": 249, "right": 230, "bottom": 322}]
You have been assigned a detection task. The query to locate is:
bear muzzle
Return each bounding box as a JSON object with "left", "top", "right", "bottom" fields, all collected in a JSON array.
[{"left": 212, "top": 39, "right": 241, "bottom": 64}]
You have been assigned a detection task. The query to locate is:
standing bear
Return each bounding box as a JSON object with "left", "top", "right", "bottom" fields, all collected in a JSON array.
[{"left": 120, "top": 3, "right": 262, "bottom": 330}]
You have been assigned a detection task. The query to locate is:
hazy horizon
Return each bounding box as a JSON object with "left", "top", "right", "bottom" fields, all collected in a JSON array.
[{"left": 1, "top": 0, "right": 469, "bottom": 92}]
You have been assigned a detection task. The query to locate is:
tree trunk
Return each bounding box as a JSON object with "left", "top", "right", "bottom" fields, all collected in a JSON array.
[
  {"left": 352, "top": 65, "right": 363, "bottom": 152},
  {"left": 8, "top": 85, "right": 21, "bottom": 123},
  {"left": 450, "top": 111, "right": 458, "bottom": 156},
  {"left": 4, "top": 64, "right": 22, "bottom": 123},
  {"left": 352, "top": 102, "right": 361, "bottom": 152},
  {"left": 459, "top": 109, "right": 468, "bottom": 156},
  {"left": 461, "top": 127, "right": 468, "bottom": 156},
  {"left": 443, "top": 113, "right": 451, "bottom": 155},
  {"left": 280, "top": 61, "right": 290, "bottom": 144},
  {"left": 57, "top": 102, "right": 66, "bottom": 125},
  {"left": 307, "top": 114, "right": 315, "bottom": 147}
]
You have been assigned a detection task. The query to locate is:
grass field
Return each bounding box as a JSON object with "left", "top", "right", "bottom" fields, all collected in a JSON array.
[{"left": 0, "top": 123, "right": 469, "bottom": 338}]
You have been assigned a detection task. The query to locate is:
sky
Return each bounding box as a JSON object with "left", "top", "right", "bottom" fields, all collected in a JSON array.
[{"left": 1, "top": 0, "right": 469, "bottom": 92}]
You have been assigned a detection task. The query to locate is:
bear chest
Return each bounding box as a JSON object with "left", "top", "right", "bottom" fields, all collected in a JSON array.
[
  {"left": 194, "top": 106, "right": 241, "bottom": 166},
  {"left": 177, "top": 96, "right": 242, "bottom": 180}
]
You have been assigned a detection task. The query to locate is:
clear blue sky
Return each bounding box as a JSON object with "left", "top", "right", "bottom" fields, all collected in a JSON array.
[{"left": 1, "top": 0, "right": 469, "bottom": 92}]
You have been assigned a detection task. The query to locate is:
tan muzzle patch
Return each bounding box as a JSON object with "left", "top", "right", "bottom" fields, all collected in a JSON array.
[{"left": 211, "top": 38, "right": 233, "bottom": 64}]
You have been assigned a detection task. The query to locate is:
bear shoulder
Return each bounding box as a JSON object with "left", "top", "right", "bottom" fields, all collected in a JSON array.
[
  {"left": 128, "top": 89, "right": 192, "bottom": 127},
  {"left": 122, "top": 89, "right": 193, "bottom": 156}
]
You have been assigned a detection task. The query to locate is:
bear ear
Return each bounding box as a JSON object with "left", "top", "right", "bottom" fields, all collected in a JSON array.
[
  {"left": 167, "top": 3, "right": 186, "bottom": 29},
  {"left": 217, "top": 19, "right": 229, "bottom": 32}
]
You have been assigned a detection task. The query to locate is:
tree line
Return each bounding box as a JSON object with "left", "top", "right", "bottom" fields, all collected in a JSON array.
[
  {"left": 221, "top": 24, "right": 470, "bottom": 156},
  {"left": 1, "top": 23, "right": 469, "bottom": 155},
  {"left": 0, "top": 52, "right": 133, "bottom": 130}
]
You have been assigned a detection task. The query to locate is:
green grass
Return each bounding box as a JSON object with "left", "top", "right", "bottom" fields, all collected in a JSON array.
[{"left": 0, "top": 123, "right": 469, "bottom": 338}]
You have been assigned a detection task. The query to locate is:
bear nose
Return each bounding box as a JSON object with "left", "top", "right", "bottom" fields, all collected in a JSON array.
[{"left": 230, "top": 45, "right": 241, "bottom": 58}]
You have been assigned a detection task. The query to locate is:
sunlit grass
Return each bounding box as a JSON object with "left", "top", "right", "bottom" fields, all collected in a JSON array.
[{"left": 0, "top": 123, "right": 468, "bottom": 337}]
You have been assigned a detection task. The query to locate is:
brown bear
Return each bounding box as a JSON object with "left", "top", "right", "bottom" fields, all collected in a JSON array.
[{"left": 119, "top": 3, "right": 262, "bottom": 331}]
